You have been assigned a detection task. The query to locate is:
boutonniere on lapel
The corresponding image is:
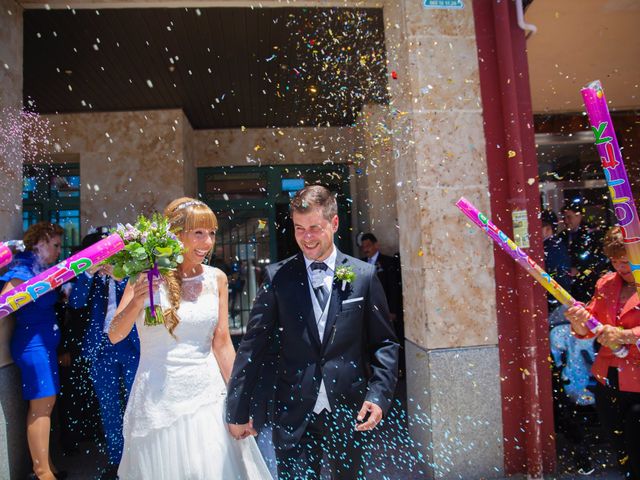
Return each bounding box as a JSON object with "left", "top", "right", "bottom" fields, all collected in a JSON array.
[{"left": 335, "top": 265, "right": 356, "bottom": 292}]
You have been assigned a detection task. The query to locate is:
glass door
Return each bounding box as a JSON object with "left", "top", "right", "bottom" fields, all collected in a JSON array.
[
  {"left": 212, "top": 209, "right": 270, "bottom": 334},
  {"left": 198, "top": 163, "right": 352, "bottom": 333},
  {"left": 23, "top": 162, "right": 81, "bottom": 257}
]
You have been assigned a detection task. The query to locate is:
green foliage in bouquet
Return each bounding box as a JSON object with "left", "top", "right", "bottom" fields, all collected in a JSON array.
[{"left": 106, "top": 214, "right": 184, "bottom": 326}]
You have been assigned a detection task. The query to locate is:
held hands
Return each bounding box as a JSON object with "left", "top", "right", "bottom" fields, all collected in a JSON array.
[
  {"left": 355, "top": 401, "right": 383, "bottom": 432},
  {"left": 228, "top": 420, "right": 257, "bottom": 440}
]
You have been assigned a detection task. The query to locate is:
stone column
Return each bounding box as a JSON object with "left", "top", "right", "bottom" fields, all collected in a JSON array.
[
  {"left": 0, "top": 2, "right": 30, "bottom": 479},
  {"left": 355, "top": 104, "right": 400, "bottom": 254},
  {"left": 382, "top": 1, "right": 503, "bottom": 478},
  {"left": 0, "top": 0, "right": 24, "bottom": 241}
]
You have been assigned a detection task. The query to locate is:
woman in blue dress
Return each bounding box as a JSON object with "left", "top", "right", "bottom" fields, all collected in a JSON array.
[{"left": 1, "top": 222, "right": 64, "bottom": 480}]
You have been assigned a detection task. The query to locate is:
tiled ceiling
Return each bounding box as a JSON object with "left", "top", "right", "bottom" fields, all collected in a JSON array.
[{"left": 24, "top": 7, "right": 389, "bottom": 129}]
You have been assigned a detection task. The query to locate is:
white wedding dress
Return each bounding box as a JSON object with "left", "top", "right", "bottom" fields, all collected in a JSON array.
[{"left": 118, "top": 266, "right": 272, "bottom": 480}]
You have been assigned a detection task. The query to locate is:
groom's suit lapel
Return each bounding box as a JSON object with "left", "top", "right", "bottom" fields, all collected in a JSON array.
[
  {"left": 292, "top": 253, "right": 322, "bottom": 348},
  {"left": 321, "top": 251, "right": 347, "bottom": 350}
]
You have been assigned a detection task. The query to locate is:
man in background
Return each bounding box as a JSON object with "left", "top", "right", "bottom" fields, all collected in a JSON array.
[
  {"left": 541, "top": 209, "right": 572, "bottom": 313},
  {"left": 559, "top": 198, "right": 607, "bottom": 303},
  {"left": 360, "top": 233, "right": 404, "bottom": 376}
]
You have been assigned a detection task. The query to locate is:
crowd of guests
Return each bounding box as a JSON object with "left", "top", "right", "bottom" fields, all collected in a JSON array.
[
  {"left": 543, "top": 198, "right": 640, "bottom": 479},
  {"left": 0, "top": 223, "right": 138, "bottom": 480}
]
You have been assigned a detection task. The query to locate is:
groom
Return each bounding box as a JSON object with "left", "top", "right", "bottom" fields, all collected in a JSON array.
[{"left": 227, "top": 185, "right": 399, "bottom": 479}]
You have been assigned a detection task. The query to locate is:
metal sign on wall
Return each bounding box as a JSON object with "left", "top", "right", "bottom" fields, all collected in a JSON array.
[
  {"left": 423, "top": 0, "right": 464, "bottom": 9},
  {"left": 511, "top": 210, "right": 531, "bottom": 249}
]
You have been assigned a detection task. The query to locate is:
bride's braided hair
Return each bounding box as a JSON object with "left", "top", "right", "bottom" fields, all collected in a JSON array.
[{"left": 162, "top": 197, "right": 218, "bottom": 337}]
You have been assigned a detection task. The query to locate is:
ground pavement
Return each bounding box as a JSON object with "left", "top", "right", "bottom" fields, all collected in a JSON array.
[{"left": 54, "top": 378, "right": 626, "bottom": 480}]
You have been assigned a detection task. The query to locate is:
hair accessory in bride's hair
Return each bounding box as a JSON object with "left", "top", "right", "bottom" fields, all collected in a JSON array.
[{"left": 176, "top": 200, "right": 206, "bottom": 211}]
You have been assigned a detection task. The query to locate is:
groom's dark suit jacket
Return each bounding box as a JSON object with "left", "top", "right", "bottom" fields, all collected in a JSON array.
[{"left": 227, "top": 250, "right": 399, "bottom": 451}]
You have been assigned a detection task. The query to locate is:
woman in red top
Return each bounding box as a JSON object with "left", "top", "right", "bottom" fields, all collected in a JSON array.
[{"left": 565, "top": 226, "right": 640, "bottom": 479}]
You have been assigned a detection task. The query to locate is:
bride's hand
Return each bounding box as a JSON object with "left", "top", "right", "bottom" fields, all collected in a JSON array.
[{"left": 130, "top": 276, "right": 160, "bottom": 309}]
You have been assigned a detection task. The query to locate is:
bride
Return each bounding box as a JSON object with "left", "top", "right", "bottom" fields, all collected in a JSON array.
[{"left": 109, "top": 197, "right": 272, "bottom": 480}]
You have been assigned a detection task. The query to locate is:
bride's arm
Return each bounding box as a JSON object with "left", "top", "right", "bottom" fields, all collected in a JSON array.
[
  {"left": 108, "top": 277, "right": 149, "bottom": 344},
  {"left": 213, "top": 270, "right": 235, "bottom": 384}
]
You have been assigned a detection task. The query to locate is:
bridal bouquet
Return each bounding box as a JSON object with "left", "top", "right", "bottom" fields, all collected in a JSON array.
[{"left": 107, "top": 214, "right": 184, "bottom": 326}]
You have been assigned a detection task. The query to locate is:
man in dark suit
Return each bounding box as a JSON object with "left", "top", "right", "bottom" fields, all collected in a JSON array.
[
  {"left": 360, "top": 233, "right": 402, "bottom": 323},
  {"left": 360, "top": 233, "right": 404, "bottom": 377},
  {"left": 559, "top": 197, "right": 607, "bottom": 303},
  {"left": 227, "top": 185, "right": 399, "bottom": 480}
]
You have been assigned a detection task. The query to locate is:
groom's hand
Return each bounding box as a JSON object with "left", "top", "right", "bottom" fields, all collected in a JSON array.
[
  {"left": 228, "top": 421, "right": 257, "bottom": 440},
  {"left": 355, "top": 401, "right": 383, "bottom": 431}
]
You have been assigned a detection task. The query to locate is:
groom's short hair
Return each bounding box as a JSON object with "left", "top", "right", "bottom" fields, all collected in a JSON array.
[{"left": 290, "top": 185, "right": 338, "bottom": 221}]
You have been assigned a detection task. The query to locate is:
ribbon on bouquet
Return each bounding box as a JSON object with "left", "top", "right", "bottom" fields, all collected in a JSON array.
[
  {"left": 456, "top": 197, "right": 630, "bottom": 358},
  {"left": 146, "top": 262, "right": 160, "bottom": 318}
]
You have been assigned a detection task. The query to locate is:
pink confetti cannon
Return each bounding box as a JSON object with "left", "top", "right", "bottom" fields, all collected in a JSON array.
[
  {"left": 0, "top": 233, "right": 124, "bottom": 319},
  {"left": 582, "top": 81, "right": 640, "bottom": 354},
  {"left": 456, "top": 197, "right": 629, "bottom": 358},
  {"left": 582, "top": 82, "right": 640, "bottom": 288},
  {"left": 0, "top": 243, "right": 12, "bottom": 269}
]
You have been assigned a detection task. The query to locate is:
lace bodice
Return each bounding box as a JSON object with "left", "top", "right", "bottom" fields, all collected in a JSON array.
[
  {"left": 124, "top": 265, "right": 225, "bottom": 436},
  {"left": 136, "top": 266, "right": 220, "bottom": 361}
]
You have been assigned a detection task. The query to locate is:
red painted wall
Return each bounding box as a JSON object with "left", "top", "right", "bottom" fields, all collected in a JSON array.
[{"left": 472, "top": 0, "right": 556, "bottom": 474}]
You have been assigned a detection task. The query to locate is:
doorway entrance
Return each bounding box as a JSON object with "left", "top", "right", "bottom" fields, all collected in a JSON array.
[{"left": 198, "top": 164, "right": 351, "bottom": 333}]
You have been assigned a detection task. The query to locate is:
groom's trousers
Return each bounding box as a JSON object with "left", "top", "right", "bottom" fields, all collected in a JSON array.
[{"left": 276, "top": 410, "right": 364, "bottom": 480}]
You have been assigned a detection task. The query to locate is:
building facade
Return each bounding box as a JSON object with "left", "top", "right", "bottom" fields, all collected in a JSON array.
[{"left": 2, "top": 1, "right": 638, "bottom": 478}]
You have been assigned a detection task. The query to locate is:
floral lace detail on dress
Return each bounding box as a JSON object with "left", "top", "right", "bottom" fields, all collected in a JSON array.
[
  {"left": 123, "top": 265, "right": 223, "bottom": 437},
  {"left": 181, "top": 272, "right": 212, "bottom": 303}
]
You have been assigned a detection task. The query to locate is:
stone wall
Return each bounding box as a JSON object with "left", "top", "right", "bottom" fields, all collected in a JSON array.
[
  {"left": 37, "top": 111, "right": 365, "bottom": 233},
  {"left": 354, "top": 104, "right": 400, "bottom": 255},
  {"left": 191, "top": 125, "right": 359, "bottom": 168},
  {"left": 0, "top": 0, "right": 24, "bottom": 241},
  {"left": 0, "top": 3, "right": 30, "bottom": 479},
  {"left": 40, "top": 109, "right": 189, "bottom": 231},
  {"left": 182, "top": 111, "right": 197, "bottom": 198}
]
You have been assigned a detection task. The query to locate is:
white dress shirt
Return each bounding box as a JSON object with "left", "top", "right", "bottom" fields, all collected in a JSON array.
[
  {"left": 103, "top": 277, "right": 118, "bottom": 334},
  {"left": 304, "top": 246, "right": 337, "bottom": 414},
  {"left": 368, "top": 250, "right": 380, "bottom": 265}
]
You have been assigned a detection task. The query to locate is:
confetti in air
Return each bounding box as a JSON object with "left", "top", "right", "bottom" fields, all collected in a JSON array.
[{"left": 0, "top": 106, "right": 66, "bottom": 163}]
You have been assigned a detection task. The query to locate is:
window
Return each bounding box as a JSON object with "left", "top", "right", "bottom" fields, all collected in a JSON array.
[{"left": 22, "top": 163, "right": 81, "bottom": 258}]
